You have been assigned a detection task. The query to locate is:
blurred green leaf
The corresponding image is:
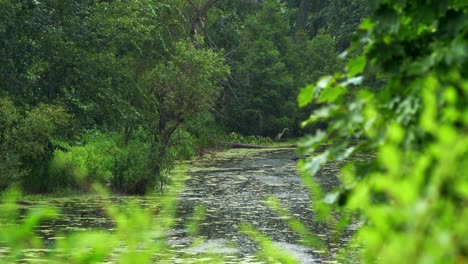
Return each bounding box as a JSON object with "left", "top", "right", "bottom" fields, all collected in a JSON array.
[
  {"left": 347, "top": 56, "right": 366, "bottom": 77},
  {"left": 298, "top": 84, "right": 315, "bottom": 107},
  {"left": 318, "top": 86, "right": 346, "bottom": 103}
]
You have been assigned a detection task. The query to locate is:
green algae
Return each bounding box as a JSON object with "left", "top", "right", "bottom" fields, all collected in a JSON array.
[{"left": 1, "top": 147, "right": 353, "bottom": 263}]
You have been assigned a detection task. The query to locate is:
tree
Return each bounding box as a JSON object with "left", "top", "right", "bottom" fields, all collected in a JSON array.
[
  {"left": 186, "top": 0, "right": 219, "bottom": 41},
  {"left": 224, "top": 0, "right": 297, "bottom": 136},
  {"left": 0, "top": 97, "right": 69, "bottom": 192},
  {"left": 142, "top": 41, "right": 229, "bottom": 191},
  {"left": 0, "top": 0, "right": 228, "bottom": 193}
]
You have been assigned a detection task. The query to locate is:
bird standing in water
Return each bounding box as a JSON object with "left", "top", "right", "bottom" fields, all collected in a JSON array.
[{"left": 275, "top": 128, "right": 289, "bottom": 141}]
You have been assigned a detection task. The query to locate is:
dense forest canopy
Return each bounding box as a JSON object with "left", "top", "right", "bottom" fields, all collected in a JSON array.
[{"left": 0, "top": 0, "right": 369, "bottom": 193}]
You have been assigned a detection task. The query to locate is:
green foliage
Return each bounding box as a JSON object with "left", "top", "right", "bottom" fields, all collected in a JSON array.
[
  {"left": 0, "top": 0, "right": 230, "bottom": 193},
  {"left": 223, "top": 0, "right": 296, "bottom": 136},
  {"left": 292, "top": 32, "right": 344, "bottom": 134},
  {"left": 225, "top": 132, "right": 274, "bottom": 145},
  {"left": 146, "top": 41, "right": 229, "bottom": 130},
  {"left": 169, "top": 130, "right": 198, "bottom": 161},
  {"left": 186, "top": 205, "right": 207, "bottom": 237},
  {"left": 0, "top": 188, "right": 59, "bottom": 263},
  {"left": 0, "top": 0, "right": 369, "bottom": 194},
  {"left": 0, "top": 97, "right": 70, "bottom": 193},
  {"left": 49, "top": 132, "right": 119, "bottom": 191},
  {"left": 302, "top": 32, "right": 343, "bottom": 82},
  {"left": 44, "top": 128, "right": 154, "bottom": 195},
  {"left": 112, "top": 135, "right": 152, "bottom": 194},
  {"left": 184, "top": 112, "right": 225, "bottom": 148},
  {"left": 297, "top": 1, "right": 468, "bottom": 263},
  {"left": 48, "top": 128, "right": 193, "bottom": 195},
  {"left": 0, "top": 170, "right": 244, "bottom": 263},
  {"left": 0, "top": 0, "right": 177, "bottom": 127},
  {"left": 216, "top": 0, "right": 349, "bottom": 137},
  {"left": 0, "top": 174, "right": 187, "bottom": 263},
  {"left": 142, "top": 41, "right": 229, "bottom": 189},
  {"left": 48, "top": 127, "right": 204, "bottom": 195},
  {"left": 0, "top": 98, "right": 22, "bottom": 190},
  {"left": 296, "top": 0, "right": 369, "bottom": 51}
]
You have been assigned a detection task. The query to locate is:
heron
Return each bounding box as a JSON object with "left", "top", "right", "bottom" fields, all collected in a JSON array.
[{"left": 275, "top": 128, "right": 289, "bottom": 141}]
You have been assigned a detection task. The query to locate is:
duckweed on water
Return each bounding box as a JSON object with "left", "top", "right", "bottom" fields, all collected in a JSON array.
[{"left": 1, "top": 149, "right": 353, "bottom": 263}]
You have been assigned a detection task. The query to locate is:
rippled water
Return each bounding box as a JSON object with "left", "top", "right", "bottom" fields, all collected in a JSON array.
[
  {"left": 172, "top": 148, "right": 354, "bottom": 263},
  {"left": 1, "top": 148, "right": 357, "bottom": 263}
]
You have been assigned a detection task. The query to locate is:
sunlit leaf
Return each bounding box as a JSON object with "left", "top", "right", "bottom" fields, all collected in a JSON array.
[
  {"left": 359, "top": 18, "right": 375, "bottom": 31},
  {"left": 318, "top": 86, "right": 346, "bottom": 103},
  {"left": 317, "top": 76, "right": 334, "bottom": 90},
  {"left": 347, "top": 56, "right": 366, "bottom": 77},
  {"left": 341, "top": 76, "right": 364, "bottom": 87},
  {"left": 298, "top": 85, "right": 315, "bottom": 107}
]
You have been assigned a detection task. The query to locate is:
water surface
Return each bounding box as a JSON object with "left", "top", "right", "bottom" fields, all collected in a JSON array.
[{"left": 2, "top": 148, "right": 355, "bottom": 263}]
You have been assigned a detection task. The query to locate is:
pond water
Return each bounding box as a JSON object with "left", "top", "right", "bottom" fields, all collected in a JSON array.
[{"left": 1, "top": 148, "right": 357, "bottom": 263}]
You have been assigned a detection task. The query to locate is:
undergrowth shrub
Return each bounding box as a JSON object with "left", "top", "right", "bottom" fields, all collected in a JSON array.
[
  {"left": 49, "top": 131, "right": 119, "bottom": 191},
  {"left": 111, "top": 130, "right": 152, "bottom": 194},
  {"left": 169, "top": 129, "right": 197, "bottom": 160},
  {"left": 47, "top": 125, "right": 216, "bottom": 194},
  {"left": 225, "top": 132, "right": 273, "bottom": 145},
  {"left": 184, "top": 113, "right": 224, "bottom": 149}
]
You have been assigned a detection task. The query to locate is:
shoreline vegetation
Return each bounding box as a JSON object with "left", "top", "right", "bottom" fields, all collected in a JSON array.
[{"left": 6, "top": 139, "right": 296, "bottom": 201}]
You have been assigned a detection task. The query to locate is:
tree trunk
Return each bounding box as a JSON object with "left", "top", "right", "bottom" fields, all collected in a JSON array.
[
  {"left": 124, "top": 125, "right": 133, "bottom": 146},
  {"left": 296, "top": 0, "right": 310, "bottom": 30},
  {"left": 217, "top": 141, "right": 296, "bottom": 149},
  {"left": 187, "top": 0, "right": 219, "bottom": 40}
]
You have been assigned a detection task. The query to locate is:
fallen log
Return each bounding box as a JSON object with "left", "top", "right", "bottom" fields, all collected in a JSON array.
[{"left": 217, "top": 141, "right": 296, "bottom": 149}]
